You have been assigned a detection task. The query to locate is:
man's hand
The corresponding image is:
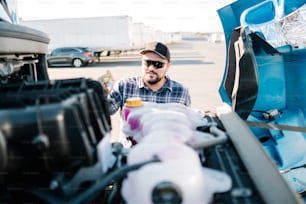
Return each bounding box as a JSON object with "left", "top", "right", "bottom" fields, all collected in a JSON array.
[{"left": 99, "top": 70, "right": 114, "bottom": 94}]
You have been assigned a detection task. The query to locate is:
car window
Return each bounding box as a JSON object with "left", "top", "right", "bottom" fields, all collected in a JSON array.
[
  {"left": 62, "top": 48, "right": 78, "bottom": 53},
  {"left": 0, "top": 1, "right": 13, "bottom": 23},
  {"left": 52, "top": 48, "right": 62, "bottom": 55},
  {"left": 79, "top": 48, "right": 87, "bottom": 52}
]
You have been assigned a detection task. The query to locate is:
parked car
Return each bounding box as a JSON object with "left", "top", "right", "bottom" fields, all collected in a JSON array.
[{"left": 47, "top": 47, "right": 95, "bottom": 67}]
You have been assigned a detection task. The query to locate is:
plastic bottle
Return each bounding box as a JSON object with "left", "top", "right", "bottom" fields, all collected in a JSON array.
[
  {"left": 98, "top": 70, "right": 114, "bottom": 94},
  {"left": 126, "top": 108, "right": 192, "bottom": 142},
  {"left": 122, "top": 97, "right": 144, "bottom": 121},
  {"left": 121, "top": 141, "right": 232, "bottom": 204},
  {"left": 145, "top": 102, "right": 208, "bottom": 128},
  {"left": 121, "top": 97, "right": 149, "bottom": 138},
  {"left": 122, "top": 100, "right": 212, "bottom": 144},
  {"left": 119, "top": 97, "right": 148, "bottom": 146}
]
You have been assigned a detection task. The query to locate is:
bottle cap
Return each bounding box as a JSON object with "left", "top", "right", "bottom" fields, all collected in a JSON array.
[{"left": 125, "top": 97, "right": 143, "bottom": 108}]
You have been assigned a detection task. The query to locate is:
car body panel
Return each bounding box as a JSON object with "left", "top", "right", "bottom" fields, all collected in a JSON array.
[
  {"left": 0, "top": 21, "right": 49, "bottom": 54},
  {"left": 0, "top": 10, "right": 50, "bottom": 82},
  {"left": 218, "top": 0, "right": 306, "bottom": 195}
]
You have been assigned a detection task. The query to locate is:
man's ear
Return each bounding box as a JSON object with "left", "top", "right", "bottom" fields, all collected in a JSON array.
[{"left": 166, "top": 62, "right": 171, "bottom": 70}]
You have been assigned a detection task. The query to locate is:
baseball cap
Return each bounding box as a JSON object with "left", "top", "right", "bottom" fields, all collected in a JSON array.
[{"left": 140, "top": 42, "right": 170, "bottom": 62}]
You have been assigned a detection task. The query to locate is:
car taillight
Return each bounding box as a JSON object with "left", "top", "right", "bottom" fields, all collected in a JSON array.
[{"left": 83, "top": 52, "right": 91, "bottom": 57}]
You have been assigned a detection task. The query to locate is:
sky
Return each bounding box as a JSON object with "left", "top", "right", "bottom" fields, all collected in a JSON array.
[{"left": 16, "top": 0, "right": 235, "bottom": 33}]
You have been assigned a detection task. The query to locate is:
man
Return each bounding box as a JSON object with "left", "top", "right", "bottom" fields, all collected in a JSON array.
[{"left": 107, "top": 41, "right": 191, "bottom": 115}]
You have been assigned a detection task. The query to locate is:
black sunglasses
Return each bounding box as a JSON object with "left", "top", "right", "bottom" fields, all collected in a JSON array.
[{"left": 143, "top": 60, "right": 165, "bottom": 69}]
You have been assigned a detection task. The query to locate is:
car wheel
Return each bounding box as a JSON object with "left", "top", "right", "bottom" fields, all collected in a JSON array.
[{"left": 72, "top": 58, "right": 83, "bottom": 67}]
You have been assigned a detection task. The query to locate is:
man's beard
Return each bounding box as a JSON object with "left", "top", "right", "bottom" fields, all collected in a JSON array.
[{"left": 144, "top": 72, "right": 163, "bottom": 84}]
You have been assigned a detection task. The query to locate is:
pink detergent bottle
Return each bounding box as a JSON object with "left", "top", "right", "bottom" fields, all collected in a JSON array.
[
  {"left": 120, "top": 97, "right": 148, "bottom": 145},
  {"left": 122, "top": 97, "right": 144, "bottom": 121}
]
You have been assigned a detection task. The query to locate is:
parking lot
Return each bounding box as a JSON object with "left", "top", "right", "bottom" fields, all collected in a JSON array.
[{"left": 47, "top": 40, "right": 226, "bottom": 140}]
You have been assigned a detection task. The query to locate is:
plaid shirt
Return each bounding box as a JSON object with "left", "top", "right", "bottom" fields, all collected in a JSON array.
[{"left": 108, "top": 76, "right": 191, "bottom": 115}]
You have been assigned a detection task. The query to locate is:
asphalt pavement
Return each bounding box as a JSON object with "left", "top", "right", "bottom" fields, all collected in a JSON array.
[{"left": 48, "top": 40, "right": 227, "bottom": 140}]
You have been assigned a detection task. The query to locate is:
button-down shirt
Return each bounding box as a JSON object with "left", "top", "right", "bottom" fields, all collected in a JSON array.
[{"left": 108, "top": 76, "right": 191, "bottom": 115}]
